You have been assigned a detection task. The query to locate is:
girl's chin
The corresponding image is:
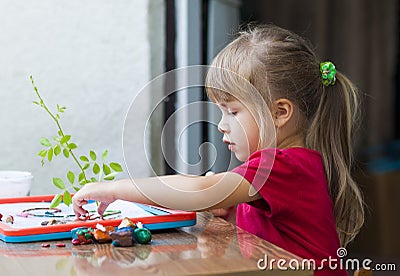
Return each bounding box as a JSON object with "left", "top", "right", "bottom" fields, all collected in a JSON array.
[{"left": 234, "top": 152, "right": 249, "bottom": 162}]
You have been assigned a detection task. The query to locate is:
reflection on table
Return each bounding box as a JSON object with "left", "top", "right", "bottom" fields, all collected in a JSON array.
[{"left": 0, "top": 212, "right": 312, "bottom": 275}]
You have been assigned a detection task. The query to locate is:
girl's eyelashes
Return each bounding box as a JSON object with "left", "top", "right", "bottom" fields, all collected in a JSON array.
[
  {"left": 221, "top": 108, "right": 237, "bottom": 116},
  {"left": 217, "top": 103, "right": 239, "bottom": 116}
]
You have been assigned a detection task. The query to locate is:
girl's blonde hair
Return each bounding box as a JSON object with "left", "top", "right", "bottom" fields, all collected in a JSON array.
[{"left": 206, "top": 24, "right": 364, "bottom": 247}]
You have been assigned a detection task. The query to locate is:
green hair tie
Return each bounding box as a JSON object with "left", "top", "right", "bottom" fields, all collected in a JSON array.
[{"left": 320, "top": 61, "right": 336, "bottom": 86}]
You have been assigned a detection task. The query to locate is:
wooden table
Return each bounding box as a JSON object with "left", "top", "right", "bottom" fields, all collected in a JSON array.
[{"left": 0, "top": 212, "right": 312, "bottom": 275}]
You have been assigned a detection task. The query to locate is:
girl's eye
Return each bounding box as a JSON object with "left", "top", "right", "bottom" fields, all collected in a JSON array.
[{"left": 228, "top": 111, "right": 237, "bottom": 116}]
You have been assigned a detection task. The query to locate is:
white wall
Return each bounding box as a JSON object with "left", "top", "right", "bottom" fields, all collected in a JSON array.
[{"left": 0, "top": 0, "right": 164, "bottom": 195}]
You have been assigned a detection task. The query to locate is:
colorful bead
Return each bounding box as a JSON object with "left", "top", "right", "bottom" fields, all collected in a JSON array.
[
  {"left": 48, "top": 219, "right": 57, "bottom": 225},
  {"left": 134, "top": 227, "right": 152, "bottom": 244},
  {"left": 40, "top": 219, "right": 66, "bottom": 226},
  {"left": 20, "top": 212, "right": 29, "bottom": 218},
  {"left": 110, "top": 227, "right": 134, "bottom": 247},
  {"left": 70, "top": 227, "right": 94, "bottom": 245},
  {"left": 118, "top": 217, "right": 137, "bottom": 229},
  {"left": 71, "top": 227, "right": 87, "bottom": 239},
  {"left": 92, "top": 226, "right": 115, "bottom": 243},
  {"left": 76, "top": 229, "right": 94, "bottom": 244},
  {"left": 5, "top": 215, "right": 14, "bottom": 224},
  {"left": 41, "top": 243, "right": 51, "bottom": 248},
  {"left": 71, "top": 239, "right": 82, "bottom": 246},
  {"left": 55, "top": 243, "right": 66, "bottom": 247}
]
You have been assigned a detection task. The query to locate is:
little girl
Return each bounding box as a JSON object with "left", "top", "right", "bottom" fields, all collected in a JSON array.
[{"left": 73, "top": 25, "right": 364, "bottom": 274}]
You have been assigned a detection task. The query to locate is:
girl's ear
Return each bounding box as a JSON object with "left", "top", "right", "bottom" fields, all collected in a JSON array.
[{"left": 272, "top": 98, "right": 294, "bottom": 128}]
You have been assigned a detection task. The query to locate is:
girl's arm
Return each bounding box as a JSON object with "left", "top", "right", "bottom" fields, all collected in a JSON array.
[{"left": 72, "top": 172, "right": 260, "bottom": 217}]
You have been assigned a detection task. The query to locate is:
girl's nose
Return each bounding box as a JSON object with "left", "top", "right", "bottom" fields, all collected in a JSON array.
[{"left": 218, "top": 122, "right": 229, "bottom": 133}]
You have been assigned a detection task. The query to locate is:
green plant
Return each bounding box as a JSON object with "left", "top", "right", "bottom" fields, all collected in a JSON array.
[{"left": 30, "top": 76, "right": 123, "bottom": 208}]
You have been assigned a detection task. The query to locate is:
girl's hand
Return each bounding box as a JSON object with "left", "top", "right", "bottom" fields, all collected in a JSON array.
[
  {"left": 210, "top": 206, "right": 237, "bottom": 224},
  {"left": 72, "top": 182, "right": 117, "bottom": 219},
  {"left": 206, "top": 171, "right": 237, "bottom": 222}
]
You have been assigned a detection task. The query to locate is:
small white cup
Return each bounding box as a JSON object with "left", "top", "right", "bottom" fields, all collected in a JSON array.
[{"left": 0, "top": 171, "right": 33, "bottom": 198}]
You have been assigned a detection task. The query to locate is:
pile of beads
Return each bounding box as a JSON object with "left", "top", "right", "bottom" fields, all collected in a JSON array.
[{"left": 70, "top": 217, "right": 152, "bottom": 247}]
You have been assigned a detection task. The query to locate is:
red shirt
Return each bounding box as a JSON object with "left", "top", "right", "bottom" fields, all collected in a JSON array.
[{"left": 232, "top": 148, "right": 346, "bottom": 275}]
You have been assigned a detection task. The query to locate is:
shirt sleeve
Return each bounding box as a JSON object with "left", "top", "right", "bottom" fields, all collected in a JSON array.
[{"left": 231, "top": 148, "right": 298, "bottom": 218}]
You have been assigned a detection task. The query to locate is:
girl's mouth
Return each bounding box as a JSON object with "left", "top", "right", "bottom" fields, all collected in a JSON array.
[{"left": 223, "top": 140, "right": 235, "bottom": 151}]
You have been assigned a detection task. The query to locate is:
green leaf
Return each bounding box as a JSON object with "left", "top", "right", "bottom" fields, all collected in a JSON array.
[
  {"left": 68, "top": 143, "right": 77, "bottom": 150},
  {"left": 79, "top": 179, "right": 90, "bottom": 185},
  {"left": 78, "top": 172, "right": 85, "bottom": 182},
  {"left": 103, "top": 164, "right": 111, "bottom": 175},
  {"left": 72, "top": 186, "right": 80, "bottom": 192},
  {"left": 56, "top": 105, "right": 66, "bottom": 113},
  {"left": 103, "top": 175, "right": 115, "bottom": 181},
  {"left": 50, "top": 194, "right": 63, "bottom": 208},
  {"left": 60, "top": 135, "right": 71, "bottom": 144},
  {"left": 110, "top": 162, "right": 123, "bottom": 172},
  {"left": 67, "top": 171, "right": 75, "bottom": 184},
  {"left": 90, "top": 150, "right": 97, "bottom": 161},
  {"left": 63, "top": 148, "right": 70, "bottom": 158},
  {"left": 93, "top": 163, "right": 100, "bottom": 175},
  {"left": 54, "top": 145, "right": 61, "bottom": 156},
  {"left": 102, "top": 150, "right": 109, "bottom": 161},
  {"left": 47, "top": 148, "right": 54, "bottom": 162},
  {"left": 80, "top": 155, "right": 89, "bottom": 162},
  {"left": 40, "top": 137, "right": 51, "bottom": 147},
  {"left": 53, "top": 178, "right": 65, "bottom": 189},
  {"left": 90, "top": 177, "right": 97, "bottom": 182},
  {"left": 38, "top": 149, "right": 47, "bottom": 157},
  {"left": 104, "top": 172, "right": 118, "bottom": 181},
  {"left": 33, "top": 101, "right": 40, "bottom": 105},
  {"left": 63, "top": 190, "right": 72, "bottom": 206},
  {"left": 82, "top": 163, "right": 90, "bottom": 170}
]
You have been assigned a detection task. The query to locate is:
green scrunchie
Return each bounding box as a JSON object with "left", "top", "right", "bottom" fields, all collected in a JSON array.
[{"left": 320, "top": 61, "right": 336, "bottom": 86}]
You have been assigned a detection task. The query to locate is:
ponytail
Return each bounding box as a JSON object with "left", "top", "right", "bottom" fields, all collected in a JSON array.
[{"left": 306, "top": 71, "right": 365, "bottom": 247}]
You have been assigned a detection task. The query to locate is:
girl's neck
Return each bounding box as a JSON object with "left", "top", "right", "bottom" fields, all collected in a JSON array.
[{"left": 276, "top": 131, "right": 305, "bottom": 149}]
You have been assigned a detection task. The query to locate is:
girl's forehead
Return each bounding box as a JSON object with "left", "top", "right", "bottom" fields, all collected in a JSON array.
[
  {"left": 217, "top": 100, "right": 237, "bottom": 106},
  {"left": 217, "top": 100, "right": 247, "bottom": 109}
]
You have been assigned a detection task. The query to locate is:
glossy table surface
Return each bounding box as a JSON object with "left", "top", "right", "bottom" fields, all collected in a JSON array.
[{"left": 0, "top": 212, "right": 312, "bottom": 275}]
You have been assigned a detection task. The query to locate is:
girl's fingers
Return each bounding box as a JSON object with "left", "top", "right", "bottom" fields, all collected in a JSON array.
[
  {"left": 72, "top": 198, "right": 88, "bottom": 218},
  {"left": 72, "top": 183, "right": 114, "bottom": 218},
  {"left": 97, "top": 202, "right": 110, "bottom": 216}
]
